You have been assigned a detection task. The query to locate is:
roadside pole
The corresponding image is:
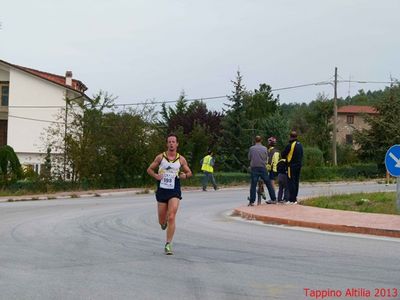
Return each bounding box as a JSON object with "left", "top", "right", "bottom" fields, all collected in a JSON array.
[
  {"left": 397, "top": 178, "right": 400, "bottom": 211},
  {"left": 385, "top": 145, "right": 400, "bottom": 211}
]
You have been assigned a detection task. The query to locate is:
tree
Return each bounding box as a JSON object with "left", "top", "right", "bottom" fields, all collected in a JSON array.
[
  {"left": 303, "top": 94, "right": 333, "bottom": 162},
  {"left": 160, "top": 94, "right": 223, "bottom": 171},
  {"left": 45, "top": 91, "right": 164, "bottom": 187},
  {"left": 100, "top": 108, "right": 163, "bottom": 187},
  {"left": 285, "top": 94, "right": 333, "bottom": 162},
  {"left": 244, "top": 83, "right": 279, "bottom": 125},
  {"left": 257, "top": 111, "right": 289, "bottom": 150},
  {"left": 221, "top": 70, "right": 251, "bottom": 171},
  {"left": 221, "top": 72, "right": 282, "bottom": 171},
  {"left": 354, "top": 83, "right": 400, "bottom": 167},
  {"left": 160, "top": 91, "right": 187, "bottom": 131},
  {"left": 0, "top": 145, "right": 23, "bottom": 187},
  {"left": 45, "top": 91, "right": 115, "bottom": 184}
]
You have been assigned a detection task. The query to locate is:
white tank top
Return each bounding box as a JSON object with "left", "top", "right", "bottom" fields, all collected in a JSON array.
[{"left": 158, "top": 152, "right": 181, "bottom": 189}]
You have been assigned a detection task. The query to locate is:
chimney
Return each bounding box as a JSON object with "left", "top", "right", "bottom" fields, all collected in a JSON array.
[{"left": 65, "top": 71, "right": 73, "bottom": 87}]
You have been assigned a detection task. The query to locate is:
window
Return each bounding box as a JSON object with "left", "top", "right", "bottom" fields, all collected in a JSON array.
[
  {"left": 346, "top": 115, "right": 354, "bottom": 124},
  {"left": 0, "top": 83, "right": 9, "bottom": 106},
  {"left": 346, "top": 134, "right": 353, "bottom": 145}
]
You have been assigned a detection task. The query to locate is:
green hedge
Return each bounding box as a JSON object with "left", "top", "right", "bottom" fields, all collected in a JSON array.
[
  {"left": 301, "top": 163, "right": 381, "bottom": 181},
  {"left": 7, "top": 179, "right": 80, "bottom": 193},
  {"left": 185, "top": 163, "right": 382, "bottom": 186},
  {"left": 303, "top": 147, "right": 325, "bottom": 167}
]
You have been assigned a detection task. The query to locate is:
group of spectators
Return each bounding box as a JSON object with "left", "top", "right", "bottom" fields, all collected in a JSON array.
[
  {"left": 247, "top": 131, "right": 303, "bottom": 206},
  {"left": 199, "top": 130, "right": 303, "bottom": 206}
]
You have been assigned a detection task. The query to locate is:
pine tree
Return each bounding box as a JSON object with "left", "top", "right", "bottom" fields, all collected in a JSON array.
[{"left": 221, "top": 71, "right": 251, "bottom": 171}]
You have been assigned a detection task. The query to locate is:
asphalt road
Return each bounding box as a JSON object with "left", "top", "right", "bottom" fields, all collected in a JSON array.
[{"left": 0, "top": 182, "right": 399, "bottom": 300}]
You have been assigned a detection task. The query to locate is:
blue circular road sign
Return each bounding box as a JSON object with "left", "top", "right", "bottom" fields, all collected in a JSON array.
[{"left": 385, "top": 145, "right": 400, "bottom": 177}]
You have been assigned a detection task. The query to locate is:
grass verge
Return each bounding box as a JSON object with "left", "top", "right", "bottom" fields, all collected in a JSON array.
[{"left": 301, "top": 192, "right": 399, "bottom": 215}]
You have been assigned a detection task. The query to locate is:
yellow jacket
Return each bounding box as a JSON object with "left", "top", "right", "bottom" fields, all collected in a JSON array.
[
  {"left": 267, "top": 147, "right": 280, "bottom": 173},
  {"left": 201, "top": 155, "right": 214, "bottom": 173}
]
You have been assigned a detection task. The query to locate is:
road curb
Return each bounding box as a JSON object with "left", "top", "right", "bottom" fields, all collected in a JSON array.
[
  {"left": 232, "top": 208, "right": 400, "bottom": 238},
  {"left": 0, "top": 188, "right": 154, "bottom": 203}
]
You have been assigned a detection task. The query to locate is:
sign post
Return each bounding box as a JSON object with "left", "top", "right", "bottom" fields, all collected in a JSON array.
[{"left": 385, "top": 145, "right": 400, "bottom": 211}]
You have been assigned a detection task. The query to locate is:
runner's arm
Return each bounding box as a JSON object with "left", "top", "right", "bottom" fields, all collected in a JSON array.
[
  {"left": 179, "top": 156, "right": 192, "bottom": 179},
  {"left": 147, "top": 154, "right": 163, "bottom": 181}
]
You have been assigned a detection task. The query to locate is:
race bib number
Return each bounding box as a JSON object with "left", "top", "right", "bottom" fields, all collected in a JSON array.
[{"left": 160, "top": 172, "right": 176, "bottom": 189}]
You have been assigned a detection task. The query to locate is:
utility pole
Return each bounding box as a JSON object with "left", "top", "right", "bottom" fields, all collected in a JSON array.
[
  {"left": 332, "top": 67, "right": 338, "bottom": 166},
  {"left": 63, "top": 95, "right": 68, "bottom": 181}
]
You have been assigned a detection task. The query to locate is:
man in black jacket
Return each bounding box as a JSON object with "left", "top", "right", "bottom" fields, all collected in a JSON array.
[{"left": 281, "top": 131, "right": 303, "bottom": 203}]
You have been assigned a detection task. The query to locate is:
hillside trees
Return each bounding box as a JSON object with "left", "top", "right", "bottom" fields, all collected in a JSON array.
[
  {"left": 38, "top": 73, "right": 398, "bottom": 189},
  {"left": 354, "top": 83, "right": 400, "bottom": 167}
]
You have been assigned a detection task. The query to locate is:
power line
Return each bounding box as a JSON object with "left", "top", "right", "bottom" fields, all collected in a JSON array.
[
  {"left": 338, "top": 80, "right": 394, "bottom": 84},
  {"left": 271, "top": 81, "right": 332, "bottom": 91},
  {"left": 4, "top": 78, "right": 397, "bottom": 122},
  {"left": 8, "top": 105, "right": 64, "bottom": 108},
  {"left": 7, "top": 80, "right": 334, "bottom": 109},
  {"left": 8, "top": 114, "right": 64, "bottom": 124}
]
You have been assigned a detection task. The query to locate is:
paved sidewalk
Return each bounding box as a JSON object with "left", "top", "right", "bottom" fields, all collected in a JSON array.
[{"left": 233, "top": 203, "right": 400, "bottom": 238}]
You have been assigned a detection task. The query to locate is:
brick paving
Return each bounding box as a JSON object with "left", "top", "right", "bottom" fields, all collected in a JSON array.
[{"left": 234, "top": 203, "right": 400, "bottom": 238}]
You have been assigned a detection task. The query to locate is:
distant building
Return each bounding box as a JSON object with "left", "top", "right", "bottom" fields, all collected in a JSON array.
[
  {"left": 336, "top": 105, "right": 378, "bottom": 148},
  {"left": 0, "top": 59, "right": 89, "bottom": 174}
]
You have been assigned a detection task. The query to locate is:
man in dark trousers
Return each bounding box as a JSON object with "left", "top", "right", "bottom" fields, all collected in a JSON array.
[
  {"left": 247, "top": 136, "right": 276, "bottom": 206},
  {"left": 281, "top": 131, "right": 303, "bottom": 204}
]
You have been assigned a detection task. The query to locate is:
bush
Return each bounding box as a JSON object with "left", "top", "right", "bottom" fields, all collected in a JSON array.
[
  {"left": 301, "top": 163, "right": 381, "bottom": 181},
  {"left": 337, "top": 144, "right": 359, "bottom": 165},
  {"left": 303, "top": 147, "right": 324, "bottom": 168},
  {"left": 7, "top": 179, "right": 80, "bottom": 194}
]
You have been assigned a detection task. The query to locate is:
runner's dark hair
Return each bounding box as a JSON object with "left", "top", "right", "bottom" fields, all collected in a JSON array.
[{"left": 166, "top": 133, "right": 179, "bottom": 143}]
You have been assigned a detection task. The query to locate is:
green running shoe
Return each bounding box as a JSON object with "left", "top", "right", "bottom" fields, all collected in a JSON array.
[
  {"left": 161, "top": 221, "right": 168, "bottom": 230},
  {"left": 164, "top": 242, "right": 173, "bottom": 255}
]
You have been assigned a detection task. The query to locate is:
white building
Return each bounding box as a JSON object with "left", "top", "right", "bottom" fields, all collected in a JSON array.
[{"left": 0, "top": 59, "right": 89, "bottom": 173}]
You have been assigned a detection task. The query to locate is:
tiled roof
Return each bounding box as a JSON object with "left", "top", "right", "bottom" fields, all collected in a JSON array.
[
  {"left": 14, "top": 66, "right": 88, "bottom": 93},
  {"left": 0, "top": 59, "right": 87, "bottom": 93},
  {"left": 337, "top": 105, "right": 378, "bottom": 114}
]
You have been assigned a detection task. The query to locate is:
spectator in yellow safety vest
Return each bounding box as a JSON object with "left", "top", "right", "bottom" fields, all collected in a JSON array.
[
  {"left": 267, "top": 136, "right": 280, "bottom": 190},
  {"left": 200, "top": 150, "right": 218, "bottom": 191}
]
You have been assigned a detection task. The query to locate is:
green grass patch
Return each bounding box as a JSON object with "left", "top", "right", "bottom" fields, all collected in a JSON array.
[{"left": 302, "top": 192, "right": 399, "bottom": 215}]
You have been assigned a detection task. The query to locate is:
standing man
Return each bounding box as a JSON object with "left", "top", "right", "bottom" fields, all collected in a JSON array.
[
  {"left": 248, "top": 136, "right": 276, "bottom": 206},
  {"left": 281, "top": 131, "right": 303, "bottom": 204},
  {"left": 147, "top": 134, "right": 192, "bottom": 255},
  {"left": 200, "top": 150, "right": 218, "bottom": 191}
]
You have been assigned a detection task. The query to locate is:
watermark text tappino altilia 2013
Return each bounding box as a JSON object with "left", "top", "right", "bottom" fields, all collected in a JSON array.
[{"left": 304, "top": 287, "right": 398, "bottom": 299}]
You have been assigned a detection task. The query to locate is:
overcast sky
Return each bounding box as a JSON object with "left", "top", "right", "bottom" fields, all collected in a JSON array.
[{"left": 1, "top": 0, "right": 399, "bottom": 111}]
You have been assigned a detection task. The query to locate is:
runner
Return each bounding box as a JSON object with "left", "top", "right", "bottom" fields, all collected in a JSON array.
[{"left": 147, "top": 134, "right": 192, "bottom": 255}]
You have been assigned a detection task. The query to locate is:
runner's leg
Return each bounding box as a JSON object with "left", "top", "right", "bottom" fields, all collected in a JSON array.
[
  {"left": 157, "top": 202, "right": 168, "bottom": 227},
  {"left": 166, "top": 197, "right": 180, "bottom": 243}
]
